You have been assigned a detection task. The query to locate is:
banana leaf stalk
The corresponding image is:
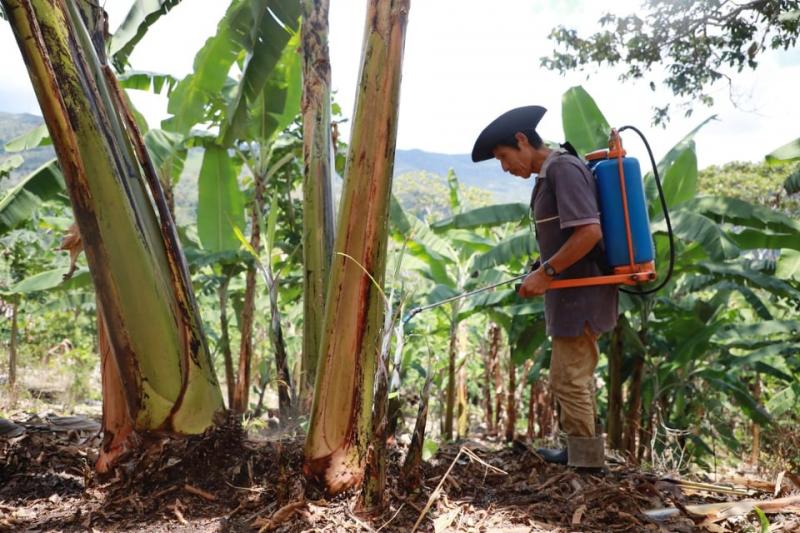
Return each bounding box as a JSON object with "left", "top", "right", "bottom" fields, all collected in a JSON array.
[
  {"left": 300, "top": 0, "right": 335, "bottom": 410},
  {"left": 2, "top": 0, "right": 223, "bottom": 459},
  {"left": 360, "top": 240, "right": 408, "bottom": 511},
  {"left": 232, "top": 170, "right": 264, "bottom": 413},
  {"left": 358, "top": 293, "right": 402, "bottom": 513},
  {"left": 303, "top": 0, "right": 410, "bottom": 495},
  {"left": 401, "top": 369, "right": 433, "bottom": 491}
]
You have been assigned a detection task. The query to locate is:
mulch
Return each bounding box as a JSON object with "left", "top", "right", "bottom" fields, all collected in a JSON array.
[{"left": 1, "top": 416, "right": 798, "bottom": 532}]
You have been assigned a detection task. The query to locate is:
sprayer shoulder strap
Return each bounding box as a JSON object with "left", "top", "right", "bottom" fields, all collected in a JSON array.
[
  {"left": 549, "top": 151, "right": 592, "bottom": 176},
  {"left": 542, "top": 149, "right": 613, "bottom": 275}
]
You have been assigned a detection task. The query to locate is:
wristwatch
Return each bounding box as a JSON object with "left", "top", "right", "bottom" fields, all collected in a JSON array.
[{"left": 542, "top": 260, "right": 557, "bottom": 277}]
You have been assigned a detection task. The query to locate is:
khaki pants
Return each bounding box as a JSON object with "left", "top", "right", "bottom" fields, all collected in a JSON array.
[{"left": 549, "top": 325, "right": 599, "bottom": 437}]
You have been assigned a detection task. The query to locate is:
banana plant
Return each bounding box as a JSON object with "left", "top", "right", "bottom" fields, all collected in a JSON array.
[
  {"left": 1, "top": 220, "right": 77, "bottom": 390},
  {"left": 766, "top": 136, "right": 800, "bottom": 165},
  {"left": 108, "top": 0, "right": 185, "bottom": 72},
  {"left": 0, "top": 155, "right": 23, "bottom": 181},
  {"left": 0, "top": 122, "right": 67, "bottom": 235},
  {"left": 299, "top": 0, "right": 335, "bottom": 408},
  {"left": 151, "top": 0, "right": 301, "bottom": 414},
  {"left": 3, "top": 0, "right": 224, "bottom": 472},
  {"left": 0, "top": 160, "right": 66, "bottom": 235},
  {"left": 304, "top": 0, "right": 410, "bottom": 497}
]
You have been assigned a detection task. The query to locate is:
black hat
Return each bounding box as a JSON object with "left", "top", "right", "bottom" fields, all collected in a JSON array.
[{"left": 471, "top": 105, "right": 547, "bottom": 162}]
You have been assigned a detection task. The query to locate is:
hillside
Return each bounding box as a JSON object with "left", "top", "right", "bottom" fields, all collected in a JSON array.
[
  {"left": 0, "top": 111, "right": 42, "bottom": 142},
  {"left": 0, "top": 113, "right": 532, "bottom": 209},
  {"left": 0, "top": 112, "right": 55, "bottom": 185},
  {"left": 394, "top": 148, "right": 533, "bottom": 203}
]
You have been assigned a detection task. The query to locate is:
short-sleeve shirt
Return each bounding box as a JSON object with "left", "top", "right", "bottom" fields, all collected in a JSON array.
[{"left": 531, "top": 149, "right": 618, "bottom": 337}]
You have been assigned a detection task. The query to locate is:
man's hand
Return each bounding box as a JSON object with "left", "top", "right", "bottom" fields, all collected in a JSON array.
[{"left": 518, "top": 267, "right": 552, "bottom": 297}]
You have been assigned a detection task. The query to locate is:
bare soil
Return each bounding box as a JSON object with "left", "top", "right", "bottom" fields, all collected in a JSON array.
[{"left": 1, "top": 414, "right": 799, "bottom": 532}]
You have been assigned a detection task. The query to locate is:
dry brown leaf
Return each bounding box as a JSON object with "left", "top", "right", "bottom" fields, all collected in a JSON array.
[
  {"left": 184, "top": 483, "right": 216, "bottom": 501},
  {"left": 775, "top": 471, "right": 786, "bottom": 497},
  {"left": 433, "top": 507, "right": 460, "bottom": 533},
  {"left": 59, "top": 224, "right": 83, "bottom": 279},
  {"left": 645, "top": 494, "right": 800, "bottom": 523},
  {"left": 696, "top": 520, "right": 726, "bottom": 532},
  {"left": 724, "top": 475, "right": 775, "bottom": 492},
  {"left": 786, "top": 472, "right": 800, "bottom": 491},
  {"left": 171, "top": 498, "right": 188, "bottom": 525},
  {"left": 571, "top": 504, "right": 587, "bottom": 525},
  {"left": 254, "top": 500, "right": 305, "bottom": 532}
]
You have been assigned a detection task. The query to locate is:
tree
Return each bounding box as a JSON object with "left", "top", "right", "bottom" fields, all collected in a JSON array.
[
  {"left": 541, "top": 0, "right": 800, "bottom": 125},
  {"left": 3, "top": 0, "right": 223, "bottom": 468},
  {"left": 304, "top": 0, "right": 410, "bottom": 496},
  {"left": 699, "top": 161, "right": 800, "bottom": 218}
]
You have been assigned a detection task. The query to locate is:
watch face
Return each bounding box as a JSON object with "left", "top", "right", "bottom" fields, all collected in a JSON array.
[{"left": 544, "top": 263, "right": 556, "bottom": 276}]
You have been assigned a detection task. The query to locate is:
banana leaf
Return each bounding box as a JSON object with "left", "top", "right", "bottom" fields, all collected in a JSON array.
[
  {"left": 0, "top": 160, "right": 66, "bottom": 235},
  {"left": 109, "top": 0, "right": 184, "bottom": 71},
  {"left": 431, "top": 202, "right": 529, "bottom": 232}
]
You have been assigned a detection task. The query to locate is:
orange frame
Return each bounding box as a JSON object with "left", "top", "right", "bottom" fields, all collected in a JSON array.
[
  {"left": 543, "top": 130, "right": 658, "bottom": 293},
  {"left": 548, "top": 262, "right": 656, "bottom": 289}
]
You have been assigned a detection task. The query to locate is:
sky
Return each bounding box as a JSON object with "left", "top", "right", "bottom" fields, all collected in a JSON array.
[{"left": 1, "top": 0, "right": 799, "bottom": 169}]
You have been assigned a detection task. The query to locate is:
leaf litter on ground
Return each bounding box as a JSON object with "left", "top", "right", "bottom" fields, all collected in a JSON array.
[{"left": 2, "top": 412, "right": 800, "bottom": 532}]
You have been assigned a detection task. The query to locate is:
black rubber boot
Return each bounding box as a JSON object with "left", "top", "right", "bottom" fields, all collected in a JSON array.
[
  {"left": 535, "top": 447, "right": 568, "bottom": 464},
  {"left": 0, "top": 418, "right": 25, "bottom": 438}
]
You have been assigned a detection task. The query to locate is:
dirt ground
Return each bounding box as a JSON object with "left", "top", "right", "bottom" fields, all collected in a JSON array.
[{"left": 2, "top": 412, "right": 799, "bottom": 532}]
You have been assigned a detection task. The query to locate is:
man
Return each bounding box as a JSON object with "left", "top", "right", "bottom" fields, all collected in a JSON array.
[{"left": 471, "top": 105, "right": 618, "bottom": 469}]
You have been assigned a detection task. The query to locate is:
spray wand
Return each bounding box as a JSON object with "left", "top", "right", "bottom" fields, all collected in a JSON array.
[{"left": 403, "top": 272, "right": 529, "bottom": 325}]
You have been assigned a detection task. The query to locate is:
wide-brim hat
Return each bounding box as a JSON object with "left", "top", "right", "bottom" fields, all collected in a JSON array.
[{"left": 471, "top": 105, "right": 547, "bottom": 162}]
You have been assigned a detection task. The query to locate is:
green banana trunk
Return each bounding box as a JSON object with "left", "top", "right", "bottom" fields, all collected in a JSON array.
[
  {"left": 3, "top": 0, "right": 222, "bottom": 437},
  {"left": 232, "top": 171, "right": 265, "bottom": 414},
  {"left": 8, "top": 299, "right": 18, "bottom": 391},
  {"left": 444, "top": 302, "right": 461, "bottom": 441},
  {"left": 304, "top": 0, "right": 410, "bottom": 495},
  {"left": 300, "top": 0, "right": 335, "bottom": 408}
]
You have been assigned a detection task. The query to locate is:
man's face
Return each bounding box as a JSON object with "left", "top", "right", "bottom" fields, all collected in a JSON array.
[
  {"left": 492, "top": 144, "right": 535, "bottom": 179},
  {"left": 491, "top": 132, "right": 539, "bottom": 179}
]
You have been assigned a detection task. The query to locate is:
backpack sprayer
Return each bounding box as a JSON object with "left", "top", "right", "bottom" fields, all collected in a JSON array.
[{"left": 403, "top": 126, "right": 675, "bottom": 324}]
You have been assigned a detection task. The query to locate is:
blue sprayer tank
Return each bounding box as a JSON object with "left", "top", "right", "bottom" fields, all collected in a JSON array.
[{"left": 588, "top": 155, "right": 655, "bottom": 268}]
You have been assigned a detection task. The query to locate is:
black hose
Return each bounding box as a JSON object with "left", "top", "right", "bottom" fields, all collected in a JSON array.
[{"left": 617, "top": 125, "right": 675, "bottom": 296}]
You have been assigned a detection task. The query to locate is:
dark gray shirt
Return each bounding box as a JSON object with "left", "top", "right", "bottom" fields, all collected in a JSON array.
[{"left": 531, "top": 150, "right": 618, "bottom": 337}]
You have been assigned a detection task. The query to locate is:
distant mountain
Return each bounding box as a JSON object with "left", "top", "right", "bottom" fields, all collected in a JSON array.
[
  {"left": 0, "top": 112, "right": 54, "bottom": 187},
  {"left": 0, "top": 111, "right": 42, "bottom": 143},
  {"left": 393, "top": 149, "right": 533, "bottom": 204},
  {"left": 0, "top": 112, "right": 534, "bottom": 210}
]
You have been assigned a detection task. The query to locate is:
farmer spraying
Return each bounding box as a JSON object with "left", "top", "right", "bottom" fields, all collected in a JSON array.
[
  {"left": 472, "top": 105, "right": 616, "bottom": 469},
  {"left": 406, "top": 104, "right": 666, "bottom": 467}
]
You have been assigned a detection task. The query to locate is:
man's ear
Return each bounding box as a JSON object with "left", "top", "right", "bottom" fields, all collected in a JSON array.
[{"left": 514, "top": 131, "right": 530, "bottom": 148}]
